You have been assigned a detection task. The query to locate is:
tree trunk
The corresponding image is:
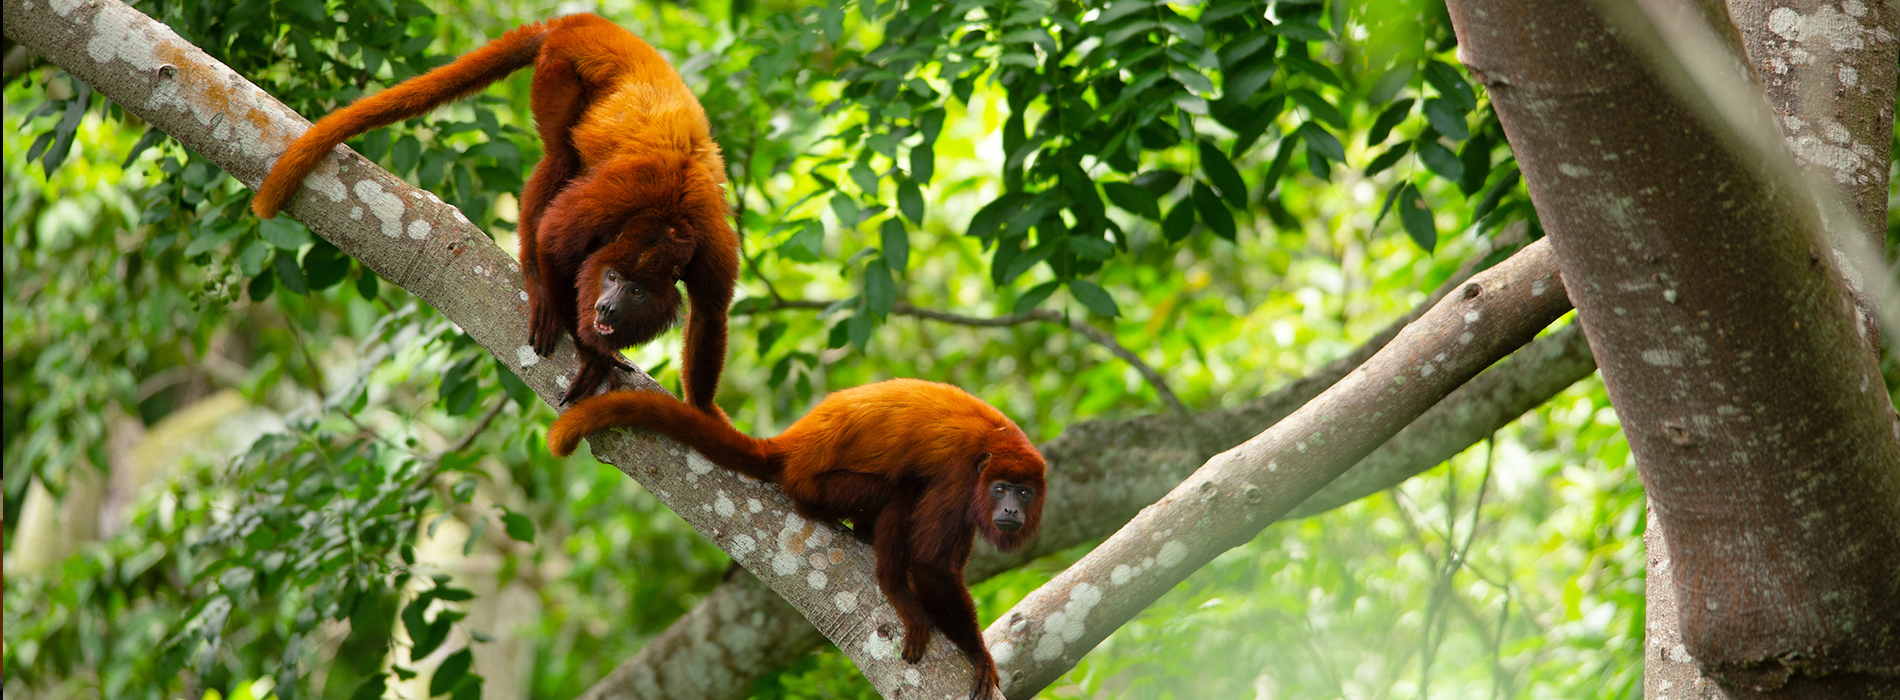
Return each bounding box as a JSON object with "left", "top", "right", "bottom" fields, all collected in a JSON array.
[{"left": 1445, "top": 0, "right": 1900, "bottom": 696}]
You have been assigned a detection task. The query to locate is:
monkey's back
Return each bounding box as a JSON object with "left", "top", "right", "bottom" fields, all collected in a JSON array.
[
  {"left": 549, "top": 17, "right": 726, "bottom": 183},
  {"left": 770, "top": 379, "right": 1032, "bottom": 485}
]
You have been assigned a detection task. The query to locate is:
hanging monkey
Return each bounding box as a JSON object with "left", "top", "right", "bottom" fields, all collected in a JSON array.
[{"left": 254, "top": 14, "right": 738, "bottom": 410}]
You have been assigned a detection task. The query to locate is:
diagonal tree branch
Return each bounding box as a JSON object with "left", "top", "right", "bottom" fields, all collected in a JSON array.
[
  {"left": 989, "top": 240, "right": 1572, "bottom": 696},
  {"left": 0, "top": 2, "right": 986, "bottom": 696},
  {"left": 584, "top": 242, "right": 1587, "bottom": 700}
]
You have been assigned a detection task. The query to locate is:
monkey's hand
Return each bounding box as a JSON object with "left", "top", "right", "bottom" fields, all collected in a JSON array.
[
  {"left": 968, "top": 667, "right": 1002, "bottom": 700},
  {"left": 902, "top": 633, "right": 929, "bottom": 664},
  {"left": 530, "top": 295, "right": 563, "bottom": 357}
]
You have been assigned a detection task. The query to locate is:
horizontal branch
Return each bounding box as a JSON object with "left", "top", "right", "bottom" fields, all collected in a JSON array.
[{"left": 745, "top": 298, "right": 1191, "bottom": 417}]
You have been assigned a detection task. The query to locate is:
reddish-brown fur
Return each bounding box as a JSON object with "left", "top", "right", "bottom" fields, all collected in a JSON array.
[
  {"left": 253, "top": 14, "right": 737, "bottom": 410},
  {"left": 548, "top": 379, "right": 1047, "bottom": 699}
]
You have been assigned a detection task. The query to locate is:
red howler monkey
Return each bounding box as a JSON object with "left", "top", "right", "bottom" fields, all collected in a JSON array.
[
  {"left": 252, "top": 14, "right": 738, "bottom": 410},
  {"left": 548, "top": 379, "right": 1046, "bottom": 700}
]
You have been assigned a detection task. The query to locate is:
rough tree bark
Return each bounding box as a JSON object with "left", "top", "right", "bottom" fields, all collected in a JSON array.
[
  {"left": 585, "top": 310, "right": 1596, "bottom": 700},
  {"left": 1445, "top": 0, "right": 1900, "bottom": 697},
  {"left": 1, "top": 1, "right": 1595, "bottom": 697},
  {"left": 986, "top": 241, "right": 1573, "bottom": 696},
  {"left": 0, "top": 1, "right": 966, "bottom": 696}
]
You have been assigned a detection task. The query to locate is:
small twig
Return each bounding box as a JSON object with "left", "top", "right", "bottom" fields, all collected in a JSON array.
[
  {"left": 413, "top": 398, "right": 509, "bottom": 488},
  {"left": 741, "top": 298, "right": 1191, "bottom": 417}
]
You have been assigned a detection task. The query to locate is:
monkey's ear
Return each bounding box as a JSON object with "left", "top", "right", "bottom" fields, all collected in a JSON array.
[{"left": 974, "top": 453, "right": 992, "bottom": 473}]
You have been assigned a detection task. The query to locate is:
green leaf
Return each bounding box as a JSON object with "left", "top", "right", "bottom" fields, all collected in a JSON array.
[
  {"left": 1373, "top": 183, "right": 1403, "bottom": 229},
  {"left": 1298, "top": 123, "right": 1346, "bottom": 163},
  {"left": 968, "top": 193, "right": 1025, "bottom": 240},
  {"left": 303, "top": 240, "right": 350, "bottom": 290},
  {"left": 863, "top": 259, "right": 894, "bottom": 316},
  {"left": 274, "top": 250, "right": 309, "bottom": 295},
  {"left": 1102, "top": 181, "right": 1161, "bottom": 220},
  {"left": 1424, "top": 60, "right": 1477, "bottom": 110},
  {"left": 1197, "top": 140, "right": 1248, "bottom": 209},
  {"left": 1473, "top": 169, "right": 1520, "bottom": 221},
  {"left": 501, "top": 512, "right": 535, "bottom": 543},
  {"left": 356, "top": 266, "right": 380, "bottom": 300},
  {"left": 917, "top": 107, "right": 946, "bottom": 143},
  {"left": 431, "top": 649, "right": 473, "bottom": 696},
  {"left": 1459, "top": 134, "right": 1492, "bottom": 194},
  {"left": 897, "top": 178, "right": 925, "bottom": 224},
  {"left": 260, "top": 217, "right": 313, "bottom": 249},
  {"left": 1398, "top": 183, "right": 1437, "bottom": 252},
  {"left": 248, "top": 267, "right": 275, "bottom": 302},
  {"left": 1013, "top": 280, "right": 1059, "bottom": 314},
  {"left": 1133, "top": 169, "right": 1184, "bottom": 195},
  {"left": 1289, "top": 89, "right": 1346, "bottom": 130},
  {"left": 880, "top": 218, "right": 910, "bottom": 271},
  {"left": 1162, "top": 197, "right": 1196, "bottom": 242},
  {"left": 830, "top": 194, "right": 862, "bottom": 227},
  {"left": 494, "top": 357, "right": 534, "bottom": 410},
  {"left": 849, "top": 161, "right": 880, "bottom": 196},
  {"left": 1417, "top": 139, "right": 1464, "bottom": 182},
  {"left": 1367, "top": 98, "right": 1415, "bottom": 147},
  {"left": 847, "top": 310, "right": 876, "bottom": 350},
  {"left": 1069, "top": 279, "right": 1121, "bottom": 317},
  {"left": 1363, "top": 142, "right": 1411, "bottom": 177},
  {"left": 1368, "top": 64, "right": 1416, "bottom": 104},
  {"left": 909, "top": 141, "right": 935, "bottom": 183},
  {"left": 757, "top": 321, "right": 788, "bottom": 358},
  {"left": 1422, "top": 97, "right": 1469, "bottom": 141},
  {"left": 1191, "top": 181, "right": 1237, "bottom": 241},
  {"left": 1220, "top": 58, "right": 1276, "bottom": 105},
  {"left": 349, "top": 675, "right": 388, "bottom": 700}
]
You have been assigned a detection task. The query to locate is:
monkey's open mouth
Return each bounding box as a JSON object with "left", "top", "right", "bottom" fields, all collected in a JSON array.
[{"left": 593, "top": 320, "right": 616, "bottom": 335}]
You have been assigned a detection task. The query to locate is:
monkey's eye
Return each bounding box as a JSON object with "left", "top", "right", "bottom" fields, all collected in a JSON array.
[
  {"left": 993, "top": 484, "right": 1007, "bottom": 495},
  {"left": 606, "top": 270, "right": 619, "bottom": 282},
  {"left": 1018, "top": 487, "right": 1035, "bottom": 499},
  {"left": 631, "top": 286, "right": 645, "bottom": 297}
]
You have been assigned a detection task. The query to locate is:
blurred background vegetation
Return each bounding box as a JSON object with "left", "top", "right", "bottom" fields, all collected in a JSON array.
[{"left": 8, "top": 0, "right": 1890, "bottom": 697}]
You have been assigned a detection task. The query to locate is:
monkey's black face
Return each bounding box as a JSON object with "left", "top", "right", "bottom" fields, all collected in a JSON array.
[
  {"left": 591, "top": 267, "right": 649, "bottom": 337},
  {"left": 989, "top": 481, "right": 1035, "bottom": 533}
]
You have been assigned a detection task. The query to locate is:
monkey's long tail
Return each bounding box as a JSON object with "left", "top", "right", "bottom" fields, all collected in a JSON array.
[
  {"left": 252, "top": 21, "right": 551, "bottom": 218},
  {"left": 548, "top": 390, "right": 776, "bottom": 481}
]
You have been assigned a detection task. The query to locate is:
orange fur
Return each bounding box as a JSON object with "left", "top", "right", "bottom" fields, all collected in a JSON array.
[
  {"left": 253, "top": 14, "right": 738, "bottom": 409},
  {"left": 549, "top": 379, "right": 1047, "bottom": 699}
]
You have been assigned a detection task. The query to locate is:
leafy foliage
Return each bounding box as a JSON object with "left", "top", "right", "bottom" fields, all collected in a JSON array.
[{"left": 2, "top": 0, "right": 1652, "bottom": 697}]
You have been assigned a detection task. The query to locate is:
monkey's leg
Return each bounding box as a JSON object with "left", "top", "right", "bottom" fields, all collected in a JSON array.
[
  {"left": 912, "top": 561, "right": 1001, "bottom": 700},
  {"left": 871, "top": 488, "right": 935, "bottom": 663},
  {"left": 520, "top": 52, "right": 591, "bottom": 357}
]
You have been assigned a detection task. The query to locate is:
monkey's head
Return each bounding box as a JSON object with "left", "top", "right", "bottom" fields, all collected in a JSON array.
[
  {"left": 972, "top": 432, "right": 1047, "bottom": 552},
  {"left": 576, "top": 229, "right": 691, "bottom": 350}
]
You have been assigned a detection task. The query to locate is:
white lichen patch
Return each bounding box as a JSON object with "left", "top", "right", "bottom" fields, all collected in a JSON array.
[
  {"left": 519, "top": 290, "right": 529, "bottom": 301},
  {"left": 1033, "top": 583, "right": 1103, "bottom": 661},
  {"left": 771, "top": 549, "right": 801, "bottom": 576},
  {"left": 1463, "top": 310, "right": 1482, "bottom": 324},
  {"left": 1110, "top": 564, "right": 1133, "bottom": 585},
  {"left": 748, "top": 498, "right": 764, "bottom": 513},
  {"left": 514, "top": 346, "right": 539, "bottom": 368},
  {"left": 808, "top": 552, "right": 829, "bottom": 570},
  {"left": 714, "top": 493, "right": 736, "bottom": 518},
  {"left": 833, "top": 591, "right": 858, "bottom": 613},
  {"left": 904, "top": 669, "right": 922, "bottom": 685},
  {"left": 991, "top": 641, "right": 1016, "bottom": 666},
  {"left": 353, "top": 180, "right": 406, "bottom": 238},
  {"left": 1642, "top": 349, "right": 1684, "bottom": 367},
  {"left": 1768, "top": 5, "right": 1874, "bottom": 51},
  {"left": 807, "top": 571, "right": 827, "bottom": 590},
  {"left": 407, "top": 219, "right": 431, "bottom": 240},
  {"left": 687, "top": 452, "right": 715, "bottom": 475},
  {"left": 555, "top": 375, "right": 570, "bottom": 389},
  {"left": 862, "top": 628, "right": 898, "bottom": 661},
  {"left": 730, "top": 534, "right": 757, "bottom": 558},
  {"left": 1157, "top": 541, "right": 1187, "bottom": 568}
]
